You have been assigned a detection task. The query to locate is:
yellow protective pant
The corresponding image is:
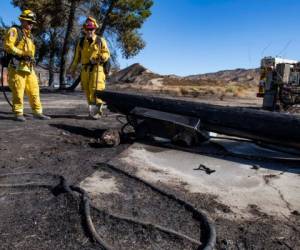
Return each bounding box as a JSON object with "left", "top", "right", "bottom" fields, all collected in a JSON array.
[
  {"left": 8, "top": 67, "right": 42, "bottom": 115},
  {"left": 81, "top": 65, "right": 106, "bottom": 105}
]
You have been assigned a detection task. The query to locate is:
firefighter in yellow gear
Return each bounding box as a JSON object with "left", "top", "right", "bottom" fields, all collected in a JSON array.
[
  {"left": 68, "top": 16, "right": 110, "bottom": 119},
  {"left": 4, "top": 10, "right": 50, "bottom": 122}
]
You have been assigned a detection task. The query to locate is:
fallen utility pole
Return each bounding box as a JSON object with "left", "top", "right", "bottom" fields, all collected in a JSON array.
[{"left": 96, "top": 90, "right": 300, "bottom": 150}]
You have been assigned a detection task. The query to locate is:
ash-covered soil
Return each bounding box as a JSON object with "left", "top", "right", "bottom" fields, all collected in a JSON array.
[
  {"left": 0, "top": 92, "right": 201, "bottom": 249},
  {"left": 0, "top": 92, "right": 128, "bottom": 249},
  {"left": 0, "top": 91, "right": 299, "bottom": 250}
]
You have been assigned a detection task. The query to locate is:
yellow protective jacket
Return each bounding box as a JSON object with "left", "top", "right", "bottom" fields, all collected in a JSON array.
[
  {"left": 70, "top": 35, "right": 110, "bottom": 106},
  {"left": 4, "top": 27, "right": 42, "bottom": 115},
  {"left": 70, "top": 35, "right": 110, "bottom": 72},
  {"left": 4, "top": 26, "right": 35, "bottom": 71}
]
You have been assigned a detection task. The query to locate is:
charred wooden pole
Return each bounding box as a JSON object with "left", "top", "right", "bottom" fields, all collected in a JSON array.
[{"left": 96, "top": 90, "right": 300, "bottom": 150}]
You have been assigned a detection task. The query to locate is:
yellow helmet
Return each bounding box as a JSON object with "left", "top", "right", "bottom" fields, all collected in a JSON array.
[
  {"left": 83, "top": 16, "right": 99, "bottom": 30},
  {"left": 19, "top": 10, "right": 37, "bottom": 23}
]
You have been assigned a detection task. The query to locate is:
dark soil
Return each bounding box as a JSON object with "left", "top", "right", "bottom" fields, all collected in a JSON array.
[
  {"left": 0, "top": 92, "right": 299, "bottom": 250},
  {"left": 0, "top": 92, "right": 201, "bottom": 250}
]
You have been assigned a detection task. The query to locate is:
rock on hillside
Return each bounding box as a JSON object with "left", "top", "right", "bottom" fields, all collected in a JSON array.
[{"left": 108, "top": 63, "right": 160, "bottom": 84}]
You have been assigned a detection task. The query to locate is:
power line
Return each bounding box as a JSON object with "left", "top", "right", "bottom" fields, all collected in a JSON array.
[{"left": 277, "top": 40, "right": 292, "bottom": 57}]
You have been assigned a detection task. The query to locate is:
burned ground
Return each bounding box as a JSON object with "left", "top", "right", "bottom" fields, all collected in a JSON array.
[{"left": 0, "top": 92, "right": 299, "bottom": 250}]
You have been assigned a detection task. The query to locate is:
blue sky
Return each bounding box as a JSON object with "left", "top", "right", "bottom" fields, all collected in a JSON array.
[{"left": 2, "top": 0, "right": 300, "bottom": 76}]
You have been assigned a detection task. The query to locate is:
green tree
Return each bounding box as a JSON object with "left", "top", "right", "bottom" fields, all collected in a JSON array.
[
  {"left": 11, "top": 0, "right": 68, "bottom": 86},
  {"left": 60, "top": 0, "right": 153, "bottom": 87},
  {"left": 59, "top": 0, "right": 82, "bottom": 88},
  {"left": 92, "top": 0, "right": 153, "bottom": 59},
  {"left": 0, "top": 27, "right": 6, "bottom": 49},
  {"left": 8, "top": 0, "right": 153, "bottom": 87}
]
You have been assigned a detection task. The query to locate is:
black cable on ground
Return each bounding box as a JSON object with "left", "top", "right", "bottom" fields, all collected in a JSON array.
[
  {"left": 70, "top": 185, "right": 113, "bottom": 250},
  {"left": 0, "top": 171, "right": 216, "bottom": 249},
  {"left": 72, "top": 182, "right": 202, "bottom": 247},
  {"left": 0, "top": 172, "right": 112, "bottom": 250},
  {"left": 92, "top": 207, "right": 202, "bottom": 246},
  {"left": 0, "top": 183, "right": 53, "bottom": 189},
  {"left": 0, "top": 172, "right": 62, "bottom": 178},
  {"left": 100, "top": 164, "right": 216, "bottom": 250}
]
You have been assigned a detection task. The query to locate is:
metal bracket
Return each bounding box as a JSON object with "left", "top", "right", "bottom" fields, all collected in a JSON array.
[
  {"left": 129, "top": 107, "right": 209, "bottom": 146},
  {"left": 130, "top": 107, "right": 202, "bottom": 131}
]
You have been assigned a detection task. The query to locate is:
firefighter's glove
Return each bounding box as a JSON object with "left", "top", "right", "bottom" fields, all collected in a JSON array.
[
  {"left": 24, "top": 56, "right": 35, "bottom": 63},
  {"left": 99, "top": 55, "right": 106, "bottom": 63},
  {"left": 22, "top": 51, "right": 34, "bottom": 62},
  {"left": 90, "top": 58, "right": 97, "bottom": 65},
  {"left": 90, "top": 56, "right": 104, "bottom": 65}
]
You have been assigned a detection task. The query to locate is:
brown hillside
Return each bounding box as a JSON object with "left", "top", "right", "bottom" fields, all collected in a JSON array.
[{"left": 108, "top": 64, "right": 260, "bottom": 99}]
